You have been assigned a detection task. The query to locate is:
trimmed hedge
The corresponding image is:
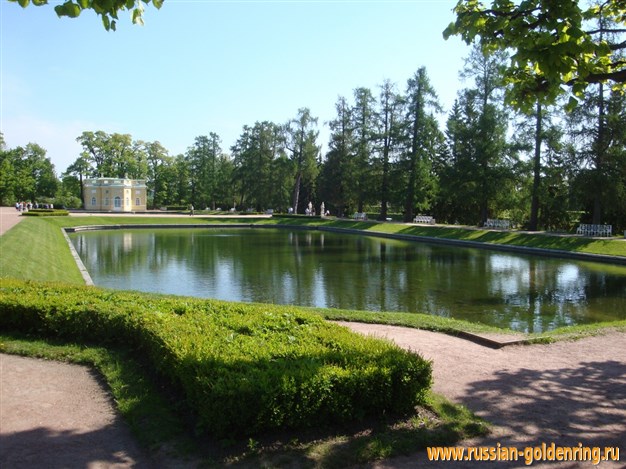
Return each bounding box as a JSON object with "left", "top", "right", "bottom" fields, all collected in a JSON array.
[
  {"left": 0, "top": 278, "right": 432, "bottom": 437},
  {"left": 22, "top": 209, "right": 69, "bottom": 217}
]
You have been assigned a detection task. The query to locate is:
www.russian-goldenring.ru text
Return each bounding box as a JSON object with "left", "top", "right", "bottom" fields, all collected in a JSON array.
[{"left": 427, "top": 442, "right": 620, "bottom": 465}]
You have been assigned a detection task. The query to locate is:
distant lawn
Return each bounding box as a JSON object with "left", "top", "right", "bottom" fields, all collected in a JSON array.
[{"left": 0, "top": 217, "right": 84, "bottom": 283}]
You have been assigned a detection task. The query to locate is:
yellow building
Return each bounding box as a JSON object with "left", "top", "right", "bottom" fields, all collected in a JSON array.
[{"left": 83, "top": 178, "right": 147, "bottom": 212}]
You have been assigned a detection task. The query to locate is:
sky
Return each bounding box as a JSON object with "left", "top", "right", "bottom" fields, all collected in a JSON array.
[{"left": 1, "top": 0, "right": 471, "bottom": 174}]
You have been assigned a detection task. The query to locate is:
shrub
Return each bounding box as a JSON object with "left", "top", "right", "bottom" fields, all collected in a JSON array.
[
  {"left": 22, "top": 209, "right": 69, "bottom": 217},
  {"left": 273, "top": 214, "right": 323, "bottom": 220},
  {"left": 0, "top": 279, "right": 432, "bottom": 437}
]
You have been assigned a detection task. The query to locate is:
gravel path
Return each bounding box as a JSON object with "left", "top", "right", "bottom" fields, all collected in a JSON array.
[
  {"left": 339, "top": 322, "right": 626, "bottom": 468},
  {"left": 0, "top": 354, "right": 154, "bottom": 468}
]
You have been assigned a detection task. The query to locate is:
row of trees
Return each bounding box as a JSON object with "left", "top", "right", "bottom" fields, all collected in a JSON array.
[
  {"left": 0, "top": 135, "right": 64, "bottom": 207},
  {"left": 3, "top": 52, "right": 625, "bottom": 230}
]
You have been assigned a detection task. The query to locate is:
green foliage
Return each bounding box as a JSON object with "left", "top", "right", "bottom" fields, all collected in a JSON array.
[
  {"left": 444, "top": 0, "right": 626, "bottom": 112},
  {"left": 9, "top": 0, "right": 164, "bottom": 30},
  {"left": 0, "top": 141, "right": 58, "bottom": 205},
  {"left": 21, "top": 209, "right": 69, "bottom": 216},
  {"left": 231, "top": 121, "right": 292, "bottom": 212},
  {"left": 76, "top": 131, "right": 147, "bottom": 179},
  {"left": 0, "top": 278, "right": 432, "bottom": 438},
  {"left": 286, "top": 108, "right": 320, "bottom": 214}
]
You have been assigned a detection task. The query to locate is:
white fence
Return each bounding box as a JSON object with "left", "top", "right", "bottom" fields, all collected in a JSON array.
[
  {"left": 413, "top": 215, "right": 435, "bottom": 225},
  {"left": 484, "top": 219, "right": 511, "bottom": 230},
  {"left": 353, "top": 212, "right": 368, "bottom": 220},
  {"left": 576, "top": 224, "right": 613, "bottom": 237}
]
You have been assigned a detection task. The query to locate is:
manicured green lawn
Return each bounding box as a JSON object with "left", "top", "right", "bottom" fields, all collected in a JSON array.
[{"left": 0, "top": 217, "right": 84, "bottom": 283}]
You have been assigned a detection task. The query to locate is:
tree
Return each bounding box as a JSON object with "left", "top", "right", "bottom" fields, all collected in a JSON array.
[
  {"left": 461, "top": 47, "right": 513, "bottom": 224},
  {"left": 444, "top": 0, "right": 626, "bottom": 111},
  {"left": 231, "top": 122, "right": 288, "bottom": 211},
  {"left": 401, "top": 67, "right": 442, "bottom": 222},
  {"left": 186, "top": 134, "right": 223, "bottom": 210},
  {"left": 351, "top": 87, "right": 377, "bottom": 213},
  {"left": 285, "top": 108, "right": 320, "bottom": 214},
  {"left": 76, "top": 131, "right": 147, "bottom": 179},
  {"left": 143, "top": 140, "right": 170, "bottom": 208},
  {"left": 319, "top": 96, "right": 355, "bottom": 217},
  {"left": 0, "top": 134, "right": 17, "bottom": 205},
  {"left": 9, "top": 0, "right": 164, "bottom": 31},
  {"left": 375, "top": 80, "right": 403, "bottom": 220},
  {"left": 3, "top": 143, "right": 57, "bottom": 203},
  {"left": 65, "top": 155, "right": 91, "bottom": 207},
  {"left": 566, "top": 83, "right": 626, "bottom": 228}
]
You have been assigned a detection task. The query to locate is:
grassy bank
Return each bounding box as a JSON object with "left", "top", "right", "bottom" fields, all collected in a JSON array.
[{"left": 267, "top": 217, "right": 626, "bottom": 258}]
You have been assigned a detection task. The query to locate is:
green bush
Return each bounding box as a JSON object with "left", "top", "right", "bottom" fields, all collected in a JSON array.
[
  {"left": 273, "top": 214, "right": 323, "bottom": 220},
  {"left": 21, "top": 209, "right": 69, "bottom": 217},
  {"left": 0, "top": 278, "right": 432, "bottom": 437}
]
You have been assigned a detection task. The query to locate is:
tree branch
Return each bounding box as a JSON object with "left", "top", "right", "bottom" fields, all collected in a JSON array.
[{"left": 573, "top": 68, "right": 626, "bottom": 84}]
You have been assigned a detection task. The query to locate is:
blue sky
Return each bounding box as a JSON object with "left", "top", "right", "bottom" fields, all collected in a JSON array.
[{"left": 1, "top": 0, "right": 470, "bottom": 174}]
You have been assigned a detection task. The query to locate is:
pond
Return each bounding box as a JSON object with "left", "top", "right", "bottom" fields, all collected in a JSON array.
[{"left": 70, "top": 227, "right": 626, "bottom": 333}]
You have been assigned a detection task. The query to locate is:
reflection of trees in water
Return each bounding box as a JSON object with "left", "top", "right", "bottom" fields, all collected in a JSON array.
[{"left": 71, "top": 229, "right": 626, "bottom": 332}]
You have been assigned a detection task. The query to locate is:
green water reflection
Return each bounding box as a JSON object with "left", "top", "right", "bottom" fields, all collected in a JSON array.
[{"left": 70, "top": 228, "right": 626, "bottom": 332}]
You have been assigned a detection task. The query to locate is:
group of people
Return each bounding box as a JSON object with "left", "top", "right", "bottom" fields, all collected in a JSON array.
[{"left": 15, "top": 202, "right": 53, "bottom": 212}]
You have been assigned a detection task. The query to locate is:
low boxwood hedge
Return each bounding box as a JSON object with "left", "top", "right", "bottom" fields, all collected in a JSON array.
[
  {"left": 0, "top": 278, "right": 432, "bottom": 437},
  {"left": 21, "top": 209, "right": 69, "bottom": 217}
]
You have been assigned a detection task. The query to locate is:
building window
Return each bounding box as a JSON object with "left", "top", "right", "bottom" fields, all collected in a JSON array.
[
  {"left": 135, "top": 197, "right": 141, "bottom": 206},
  {"left": 104, "top": 197, "right": 109, "bottom": 206},
  {"left": 91, "top": 197, "right": 96, "bottom": 206},
  {"left": 126, "top": 197, "right": 130, "bottom": 207},
  {"left": 114, "top": 196, "right": 121, "bottom": 208}
]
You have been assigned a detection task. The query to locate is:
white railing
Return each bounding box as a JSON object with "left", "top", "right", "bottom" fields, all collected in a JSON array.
[
  {"left": 576, "top": 224, "right": 613, "bottom": 237},
  {"left": 484, "top": 219, "right": 511, "bottom": 230},
  {"left": 413, "top": 215, "right": 435, "bottom": 225}
]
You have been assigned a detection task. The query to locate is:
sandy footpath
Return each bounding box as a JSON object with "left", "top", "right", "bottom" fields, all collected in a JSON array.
[
  {"left": 0, "top": 354, "right": 154, "bottom": 468},
  {"left": 339, "top": 322, "right": 626, "bottom": 468}
]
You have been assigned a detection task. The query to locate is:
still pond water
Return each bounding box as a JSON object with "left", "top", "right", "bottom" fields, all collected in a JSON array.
[{"left": 70, "top": 228, "right": 626, "bottom": 333}]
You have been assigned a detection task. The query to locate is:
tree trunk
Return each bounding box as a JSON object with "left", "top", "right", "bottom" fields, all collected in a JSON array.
[
  {"left": 592, "top": 83, "right": 606, "bottom": 225},
  {"left": 292, "top": 172, "right": 302, "bottom": 214},
  {"left": 379, "top": 143, "right": 390, "bottom": 220},
  {"left": 529, "top": 101, "right": 542, "bottom": 231}
]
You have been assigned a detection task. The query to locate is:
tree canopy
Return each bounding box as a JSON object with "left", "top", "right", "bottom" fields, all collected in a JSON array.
[
  {"left": 9, "top": 0, "right": 163, "bottom": 30},
  {"left": 444, "top": 0, "right": 626, "bottom": 111}
]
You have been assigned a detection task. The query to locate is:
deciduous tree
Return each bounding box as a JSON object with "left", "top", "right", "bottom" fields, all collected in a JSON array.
[{"left": 444, "top": 0, "right": 626, "bottom": 112}]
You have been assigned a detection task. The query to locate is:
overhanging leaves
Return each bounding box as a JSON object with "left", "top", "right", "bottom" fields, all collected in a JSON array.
[
  {"left": 444, "top": 0, "right": 626, "bottom": 111},
  {"left": 8, "top": 0, "right": 163, "bottom": 30}
]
